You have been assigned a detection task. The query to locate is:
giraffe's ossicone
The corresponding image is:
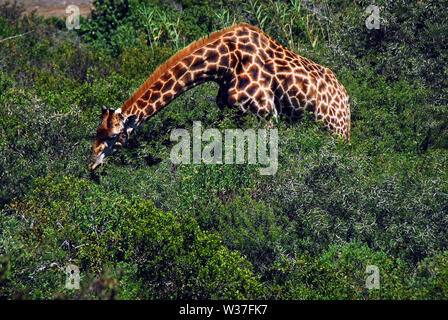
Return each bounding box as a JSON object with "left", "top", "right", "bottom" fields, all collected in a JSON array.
[{"left": 89, "top": 23, "right": 351, "bottom": 170}]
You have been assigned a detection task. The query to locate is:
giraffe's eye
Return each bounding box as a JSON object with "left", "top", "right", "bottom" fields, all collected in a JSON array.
[{"left": 109, "top": 134, "right": 119, "bottom": 140}]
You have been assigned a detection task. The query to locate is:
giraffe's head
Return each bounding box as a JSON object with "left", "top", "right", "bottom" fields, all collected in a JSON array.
[{"left": 89, "top": 106, "right": 137, "bottom": 171}]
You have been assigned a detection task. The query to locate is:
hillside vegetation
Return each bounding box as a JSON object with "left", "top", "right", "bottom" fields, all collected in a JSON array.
[{"left": 1, "top": 0, "right": 447, "bottom": 299}]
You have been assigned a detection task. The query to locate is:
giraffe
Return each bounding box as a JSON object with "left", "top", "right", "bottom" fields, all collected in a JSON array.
[{"left": 89, "top": 23, "right": 351, "bottom": 170}]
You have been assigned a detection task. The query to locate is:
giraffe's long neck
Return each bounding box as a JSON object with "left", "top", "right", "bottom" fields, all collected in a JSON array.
[
  {"left": 115, "top": 23, "right": 351, "bottom": 141},
  {"left": 120, "top": 42, "right": 228, "bottom": 124}
]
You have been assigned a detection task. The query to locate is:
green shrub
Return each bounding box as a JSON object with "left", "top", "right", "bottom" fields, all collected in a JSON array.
[
  {"left": 0, "top": 174, "right": 263, "bottom": 299},
  {"left": 318, "top": 0, "right": 448, "bottom": 104},
  {"left": 0, "top": 86, "right": 94, "bottom": 207},
  {"left": 79, "top": 0, "right": 132, "bottom": 52},
  {"left": 271, "top": 242, "right": 448, "bottom": 299},
  {"left": 413, "top": 252, "right": 448, "bottom": 299}
]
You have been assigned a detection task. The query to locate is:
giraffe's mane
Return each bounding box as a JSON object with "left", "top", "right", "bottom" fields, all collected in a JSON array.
[{"left": 122, "top": 23, "right": 262, "bottom": 110}]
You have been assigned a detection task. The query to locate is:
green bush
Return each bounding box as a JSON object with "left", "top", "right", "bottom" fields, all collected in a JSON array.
[
  {"left": 0, "top": 174, "right": 263, "bottom": 299},
  {"left": 78, "top": 0, "right": 132, "bottom": 52},
  {"left": 318, "top": 0, "right": 448, "bottom": 104},
  {"left": 271, "top": 242, "right": 448, "bottom": 299}
]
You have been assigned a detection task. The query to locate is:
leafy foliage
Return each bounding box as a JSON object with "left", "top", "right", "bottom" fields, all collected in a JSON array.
[
  {"left": 0, "top": 175, "right": 263, "bottom": 299},
  {"left": 0, "top": 0, "right": 447, "bottom": 299}
]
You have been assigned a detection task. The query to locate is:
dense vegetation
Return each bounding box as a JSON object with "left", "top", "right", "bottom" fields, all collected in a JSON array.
[{"left": 1, "top": 0, "right": 447, "bottom": 299}]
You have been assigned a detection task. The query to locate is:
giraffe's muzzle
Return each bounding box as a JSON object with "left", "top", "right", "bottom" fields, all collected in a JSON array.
[{"left": 88, "top": 138, "right": 124, "bottom": 171}]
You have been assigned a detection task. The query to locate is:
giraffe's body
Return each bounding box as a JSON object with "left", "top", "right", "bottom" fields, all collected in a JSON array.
[{"left": 89, "top": 23, "right": 351, "bottom": 170}]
